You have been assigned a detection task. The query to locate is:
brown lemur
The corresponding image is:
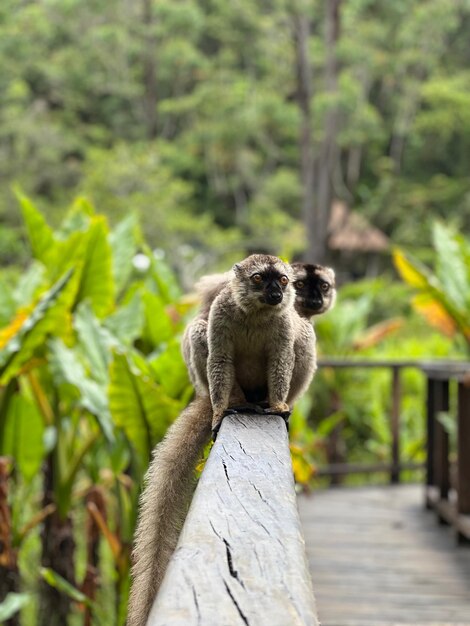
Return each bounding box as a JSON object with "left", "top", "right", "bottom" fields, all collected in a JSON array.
[
  {"left": 290, "top": 262, "right": 336, "bottom": 318},
  {"left": 186, "top": 262, "right": 336, "bottom": 408},
  {"left": 127, "top": 255, "right": 316, "bottom": 626}
]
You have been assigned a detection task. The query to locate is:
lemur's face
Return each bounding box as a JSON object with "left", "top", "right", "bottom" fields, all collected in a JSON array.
[
  {"left": 232, "top": 254, "right": 295, "bottom": 311},
  {"left": 291, "top": 263, "right": 336, "bottom": 318}
]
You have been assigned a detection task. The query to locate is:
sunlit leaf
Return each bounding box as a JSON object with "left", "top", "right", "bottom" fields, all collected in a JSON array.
[
  {"left": 412, "top": 294, "right": 457, "bottom": 337},
  {"left": 74, "top": 302, "right": 115, "bottom": 385},
  {"left": 74, "top": 217, "right": 115, "bottom": 317},
  {"left": 49, "top": 339, "right": 114, "bottom": 441},
  {"left": 13, "top": 262, "right": 47, "bottom": 307},
  {"left": 40, "top": 568, "right": 92, "bottom": 606},
  {"left": 109, "top": 351, "right": 150, "bottom": 463},
  {"left": 142, "top": 243, "right": 181, "bottom": 303},
  {"left": 392, "top": 248, "right": 430, "bottom": 289},
  {"left": 0, "top": 282, "right": 16, "bottom": 327},
  {"left": 104, "top": 292, "right": 144, "bottom": 346},
  {"left": 0, "top": 270, "right": 74, "bottom": 385},
  {"left": 0, "top": 593, "right": 32, "bottom": 621},
  {"left": 142, "top": 292, "right": 173, "bottom": 345},
  {"left": 149, "top": 339, "right": 190, "bottom": 398},
  {"left": 290, "top": 446, "right": 315, "bottom": 486},
  {"left": 316, "top": 411, "right": 345, "bottom": 438},
  {"left": 433, "top": 222, "right": 468, "bottom": 310},
  {"left": 15, "top": 190, "right": 57, "bottom": 267},
  {"left": 110, "top": 214, "right": 139, "bottom": 294},
  {"left": 3, "top": 393, "right": 45, "bottom": 481},
  {"left": 353, "top": 318, "right": 404, "bottom": 350},
  {"left": 59, "top": 197, "right": 95, "bottom": 237},
  {"left": 109, "top": 351, "right": 179, "bottom": 465}
]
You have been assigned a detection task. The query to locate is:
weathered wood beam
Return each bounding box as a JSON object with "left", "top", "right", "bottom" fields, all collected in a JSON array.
[{"left": 147, "top": 414, "right": 319, "bottom": 626}]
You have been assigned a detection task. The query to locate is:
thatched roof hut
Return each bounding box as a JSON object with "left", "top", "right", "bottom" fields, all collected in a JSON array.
[{"left": 328, "top": 201, "right": 389, "bottom": 253}]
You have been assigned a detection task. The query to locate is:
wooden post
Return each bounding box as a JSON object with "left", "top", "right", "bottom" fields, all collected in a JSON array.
[
  {"left": 425, "top": 378, "right": 436, "bottom": 508},
  {"left": 147, "top": 414, "right": 319, "bottom": 626},
  {"left": 457, "top": 381, "right": 470, "bottom": 543},
  {"left": 390, "top": 366, "right": 401, "bottom": 484},
  {"left": 433, "top": 380, "right": 450, "bottom": 504}
]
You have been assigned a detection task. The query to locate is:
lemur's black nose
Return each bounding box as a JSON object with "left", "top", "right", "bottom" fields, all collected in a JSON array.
[
  {"left": 309, "top": 297, "right": 323, "bottom": 310},
  {"left": 266, "top": 290, "right": 283, "bottom": 305}
]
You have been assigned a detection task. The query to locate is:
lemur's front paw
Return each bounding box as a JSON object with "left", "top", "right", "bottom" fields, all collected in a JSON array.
[
  {"left": 268, "top": 401, "right": 290, "bottom": 414},
  {"left": 263, "top": 402, "right": 291, "bottom": 427}
]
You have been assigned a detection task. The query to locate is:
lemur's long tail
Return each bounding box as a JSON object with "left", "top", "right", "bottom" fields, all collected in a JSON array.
[{"left": 127, "top": 396, "right": 212, "bottom": 626}]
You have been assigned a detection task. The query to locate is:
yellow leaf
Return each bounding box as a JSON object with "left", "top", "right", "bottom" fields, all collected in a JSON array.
[
  {"left": 290, "top": 446, "right": 315, "bottom": 486},
  {"left": 412, "top": 295, "right": 457, "bottom": 337},
  {"left": 393, "top": 248, "right": 428, "bottom": 288},
  {"left": 353, "top": 318, "right": 404, "bottom": 351},
  {"left": 0, "top": 307, "right": 33, "bottom": 349}
]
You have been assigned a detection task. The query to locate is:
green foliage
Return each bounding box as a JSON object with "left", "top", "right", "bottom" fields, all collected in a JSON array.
[
  {"left": 308, "top": 273, "right": 461, "bottom": 476},
  {"left": 0, "top": 593, "right": 32, "bottom": 621},
  {"left": 0, "top": 194, "right": 191, "bottom": 624},
  {"left": 3, "top": 0, "right": 469, "bottom": 270},
  {"left": 394, "top": 222, "right": 470, "bottom": 351}
]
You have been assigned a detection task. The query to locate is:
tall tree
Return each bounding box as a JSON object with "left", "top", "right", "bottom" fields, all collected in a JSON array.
[
  {"left": 293, "top": 8, "right": 316, "bottom": 262},
  {"left": 314, "top": 0, "right": 342, "bottom": 264},
  {"left": 142, "top": 0, "right": 158, "bottom": 139}
]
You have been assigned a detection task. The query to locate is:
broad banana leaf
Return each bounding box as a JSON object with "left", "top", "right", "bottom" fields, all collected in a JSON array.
[{"left": 0, "top": 270, "right": 75, "bottom": 385}]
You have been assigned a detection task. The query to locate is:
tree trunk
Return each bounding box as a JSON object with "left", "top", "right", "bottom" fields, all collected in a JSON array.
[
  {"left": 293, "top": 12, "right": 316, "bottom": 262},
  {"left": 314, "top": 0, "right": 342, "bottom": 265},
  {"left": 39, "top": 457, "right": 75, "bottom": 626},
  {"left": 142, "top": 0, "right": 158, "bottom": 139},
  {"left": 0, "top": 458, "right": 20, "bottom": 626}
]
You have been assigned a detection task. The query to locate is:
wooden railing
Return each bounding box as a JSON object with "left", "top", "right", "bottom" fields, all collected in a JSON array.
[
  {"left": 147, "top": 414, "right": 319, "bottom": 626},
  {"left": 316, "top": 359, "right": 425, "bottom": 483},
  {"left": 422, "top": 363, "right": 470, "bottom": 543}
]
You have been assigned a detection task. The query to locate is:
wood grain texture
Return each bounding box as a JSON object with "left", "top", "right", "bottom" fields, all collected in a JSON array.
[
  {"left": 147, "top": 414, "right": 319, "bottom": 626},
  {"left": 299, "top": 485, "right": 470, "bottom": 626}
]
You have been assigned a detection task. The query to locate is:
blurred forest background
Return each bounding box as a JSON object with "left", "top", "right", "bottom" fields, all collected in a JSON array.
[{"left": 1, "top": 0, "right": 470, "bottom": 624}]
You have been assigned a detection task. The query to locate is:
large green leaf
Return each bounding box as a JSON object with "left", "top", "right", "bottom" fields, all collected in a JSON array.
[
  {"left": 109, "top": 351, "right": 179, "bottom": 464},
  {"left": 13, "top": 262, "right": 47, "bottom": 307},
  {"left": 142, "top": 243, "right": 181, "bottom": 303},
  {"left": 75, "top": 217, "right": 115, "bottom": 317},
  {"left": 0, "top": 282, "right": 16, "bottom": 327},
  {"left": 149, "top": 339, "right": 190, "bottom": 398},
  {"left": 433, "top": 222, "right": 468, "bottom": 310},
  {"left": 58, "top": 197, "right": 95, "bottom": 237},
  {"left": 142, "top": 292, "right": 173, "bottom": 346},
  {"left": 74, "top": 302, "right": 115, "bottom": 386},
  {"left": 393, "top": 248, "right": 432, "bottom": 290},
  {"left": 15, "top": 190, "right": 57, "bottom": 268},
  {"left": 104, "top": 291, "right": 144, "bottom": 346},
  {"left": 49, "top": 339, "right": 114, "bottom": 441},
  {"left": 2, "top": 393, "right": 45, "bottom": 481},
  {"left": 109, "top": 351, "right": 150, "bottom": 463},
  {"left": 110, "top": 214, "right": 139, "bottom": 294},
  {"left": 0, "top": 270, "right": 75, "bottom": 385}
]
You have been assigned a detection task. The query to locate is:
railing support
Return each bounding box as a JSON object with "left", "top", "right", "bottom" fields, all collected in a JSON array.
[
  {"left": 390, "top": 366, "right": 401, "bottom": 484},
  {"left": 147, "top": 414, "right": 319, "bottom": 626}
]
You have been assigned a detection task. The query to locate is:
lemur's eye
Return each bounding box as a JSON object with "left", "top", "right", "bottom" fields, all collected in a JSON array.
[
  {"left": 294, "top": 280, "right": 305, "bottom": 289},
  {"left": 320, "top": 282, "right": 330, "bottom": 293},
  {"left": 280, "top": 275, "right": 289, "bottom": 286},
  {"left": 252, "top": 273, "right": 263, "bottom": 283}
]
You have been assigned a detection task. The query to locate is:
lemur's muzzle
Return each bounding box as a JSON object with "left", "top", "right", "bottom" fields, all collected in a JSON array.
[
  {"left": 307, "top": 297, "right": 323, "bottom": 310},
  {"left": 265, "top": 289, "right": 283, "bottom": 305}
]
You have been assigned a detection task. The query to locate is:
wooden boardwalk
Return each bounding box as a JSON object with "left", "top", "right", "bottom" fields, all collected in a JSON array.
[{"left": 298, "top": 485, "right": 470, "bottom": 626}]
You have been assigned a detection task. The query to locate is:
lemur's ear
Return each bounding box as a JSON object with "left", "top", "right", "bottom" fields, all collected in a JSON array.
[{"left": 233, "top": 263, "right": 242, "bottom": 276}]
